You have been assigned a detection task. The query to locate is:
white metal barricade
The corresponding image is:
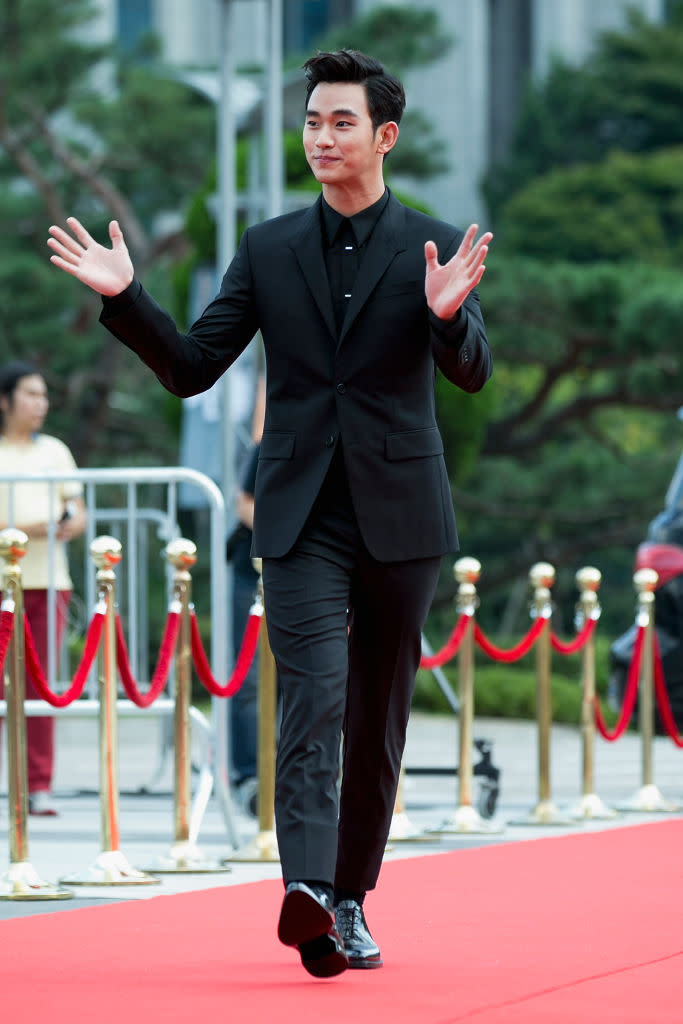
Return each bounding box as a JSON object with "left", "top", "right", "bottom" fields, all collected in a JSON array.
[{"left": 0, "top": 466, "right": 238, "bottom": 847}]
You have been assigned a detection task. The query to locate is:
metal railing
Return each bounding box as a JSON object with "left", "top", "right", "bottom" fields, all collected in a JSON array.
[{"left": 0, "top": 466, "right": 238, "bottom": 846}]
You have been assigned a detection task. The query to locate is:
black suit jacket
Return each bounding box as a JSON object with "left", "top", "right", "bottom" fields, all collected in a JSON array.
[{"left": 101, "top": 191, "right": 492, "bottom": 562}]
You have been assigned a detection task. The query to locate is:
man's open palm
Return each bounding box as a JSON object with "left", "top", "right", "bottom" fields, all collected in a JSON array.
[
  {"left": 424, "top": 224, "right": 492, "bottom": 322},
  {"left": 47, "top": 218, "right": 134, "bottom": 297}
]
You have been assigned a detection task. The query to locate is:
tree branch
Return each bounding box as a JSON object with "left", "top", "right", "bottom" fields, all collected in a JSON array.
[
  {"left": 21, "top": 99, "right": 150, "bottom": 261},
  {"left": 484, "top": 387, "right": 683, "bottom": 455}
]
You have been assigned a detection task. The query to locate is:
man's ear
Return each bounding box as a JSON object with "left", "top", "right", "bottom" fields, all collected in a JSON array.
[{"left": 376, "top": 121, "right": 399, "bottom": 155}]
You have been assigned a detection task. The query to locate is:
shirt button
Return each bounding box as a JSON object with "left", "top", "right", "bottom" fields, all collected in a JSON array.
[
  {"left": 325, "top": 434, "right": 336, "bottom": 448},
  {"left": 336, "top": 383, "right": 346, "bottom": 394}
]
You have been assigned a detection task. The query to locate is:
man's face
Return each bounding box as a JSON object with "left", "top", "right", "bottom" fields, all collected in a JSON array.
[
  {"left": 2, "top": 375, "right": 48, "bottom": 435},
  {"left": 303, "top": 81, "right": 386, "bottom": 190}
]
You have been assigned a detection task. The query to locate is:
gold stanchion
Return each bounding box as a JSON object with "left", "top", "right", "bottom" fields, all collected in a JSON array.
[
  {"left": 226, "top": 570, "right": 279, "bottom": 862},
  {"left": 511, "top": 562, "right": 573, "bottom": 826},
  {"left": 62, "top": 536, "right": 160, "bottom": 885},
  {"left": 429, "top": 558, "right": 503, "bottom": 835},
  {"left": 619, "top": 568, "right": 679, "bottom": 813},
  {"left": 142, "top": 539, "right": 230, "bottom": 873},
  {"left": 570, "top": 568, "right": 617, "bottom": 820},
  {"left": 0, "top": 529, "right": 73, "bottom": 900}
]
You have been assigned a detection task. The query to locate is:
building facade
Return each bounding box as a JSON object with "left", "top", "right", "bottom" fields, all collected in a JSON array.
[{"left": 91, "top": 0, "right": 667, "bottom": 223}]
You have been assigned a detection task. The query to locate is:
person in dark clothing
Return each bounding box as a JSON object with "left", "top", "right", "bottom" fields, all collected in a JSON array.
[
  {"left": 227, "top": 442, "right": 260, "bottom": 813},
  {"left": 47, "top": 49, "right": 492, "bottom": 978}
]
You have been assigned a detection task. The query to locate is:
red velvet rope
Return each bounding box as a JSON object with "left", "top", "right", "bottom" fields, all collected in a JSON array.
[
  {"left": 550, "top": 616, "right": 597, "bottom": 655},
  {"left": 23, "top": 611, "right": 105, "bottom": 708},
  {"left": 115, "top": 611, "right": 181, "bottom": 708},
  {"left": 593, "top": 625, "right": 644, "bottom": 742},
  {"left": 0, "top": 607, "right": 15, "bottom": 676},
  {"left": 420, "top": 614, "right": 470, "bottom": 668},
  {"left": 652, "top": 632, "right": 683, "bottom": 749},
  {"left": 474, "top": 615, "right": 548, "bottom": 662},
  {"left": 0, "top": 606, "right": 14, "bottom": 679},
  {"left": 190, "top": 606, "right": 262, "bottom": 697}
]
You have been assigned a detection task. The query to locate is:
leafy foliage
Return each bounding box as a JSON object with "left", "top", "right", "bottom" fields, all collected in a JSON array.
[
  {"left": 483, "top": 3, "right": 683, "bottom": 220},
  {"left": 443, "top": 4, "right": 683, "bottom": 640},
  {"left": 0, "top": 0, "right": 215, "bottom": 466}
]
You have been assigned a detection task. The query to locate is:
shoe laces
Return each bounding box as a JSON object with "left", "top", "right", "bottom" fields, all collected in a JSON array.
[{"left": 336, "top": 900, "right": 363, "bottom": 940}]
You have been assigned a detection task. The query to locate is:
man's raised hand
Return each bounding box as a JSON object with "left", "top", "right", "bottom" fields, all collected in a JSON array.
[
  {"left": 47, "top": 218, "right": 135, "bottom": 297},
  {"left": 424, "top": 224, "right": 492, "bottom": 322}
]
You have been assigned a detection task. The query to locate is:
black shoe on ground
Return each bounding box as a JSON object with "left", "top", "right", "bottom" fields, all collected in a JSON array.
[
  {"left": 278, "top": 882, "right": 349, "bottom": 978},
  {"left": 334, "top": 900, "right": 382, "bottom": 969}
]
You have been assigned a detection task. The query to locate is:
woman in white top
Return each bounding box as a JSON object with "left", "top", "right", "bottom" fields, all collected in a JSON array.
[{"left": 0, "top": 361, "right": 86, "bottom": 815}]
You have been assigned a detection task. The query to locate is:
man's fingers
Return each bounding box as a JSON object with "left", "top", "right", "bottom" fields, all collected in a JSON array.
[
  {"left": 66, "top": 215, "right": 96, "bottom": 249},
  {"left": 466, "top": 243, "right": 489, "bottom": 271},
  {"left": 48, "top": 224, "right": 83, "bottom": 257},
  {"left": 109, "top": 220, "right": 125, "bottom": 248},
  {"left": 459, "top": 226, "right": 493, "bottom": 261},
  {"left": 457, "top": 224, "right": 478, "bottom": 255},
  {"left": 47, "top": 236, "right": 80, "bottom": 266},
  {"left": 48, "top": 253, "right": 81, "bottom": 278},
  {"left": 424, "top": 240, "right": 439, "bottom": 271}
]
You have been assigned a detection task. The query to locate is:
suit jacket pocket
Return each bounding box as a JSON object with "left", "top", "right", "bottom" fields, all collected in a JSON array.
[
  {"left": 385, "top": 427, "right": 444, "bottom": 461},
  {"left": 375, "top": 279, "right": 424, "bottom": 298},
  {"left": 259, "top": 431, "right": 296, "bottom": 459}
]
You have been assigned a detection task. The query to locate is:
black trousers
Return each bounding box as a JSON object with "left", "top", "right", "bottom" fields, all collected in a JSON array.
[{"left": 261, "top": 450, "right": 441, "bottom": 893}]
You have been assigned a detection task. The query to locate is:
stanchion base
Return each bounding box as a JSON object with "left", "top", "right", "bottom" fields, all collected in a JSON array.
[
  {"left": 0, "top": 861, "right": 74, "bottom": 901},
  {"left": 140, "top": 840, "right": 233, "bottom": 874},
  {"left": 224, "top": 829, "right": 280, "bottom": 863},
  {"left": 570, "top": 793, "right": 618, "bottom": 820},
  {"left": 427, "top": 804, "right": 505, "bottom": 835},
  {"left": 387, "top": 811, "right": 437, "bottom": 843},
  {"left": 61, "top": 849, "right": 161, "bottom": 886},
  {"left": 508, "top": 800, "right": 575, "bottom": 827},
  {"left": 617, "top": 784, "right": 680, "bottom": 814}
]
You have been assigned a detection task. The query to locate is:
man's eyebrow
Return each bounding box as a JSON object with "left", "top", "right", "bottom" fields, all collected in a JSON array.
[{"left": 305, "top": 107, "right": 360, "bottom": 119}]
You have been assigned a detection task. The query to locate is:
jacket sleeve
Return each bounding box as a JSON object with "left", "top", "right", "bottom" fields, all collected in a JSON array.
[
  {"left": 429, "top": 285, "right": 492, "bottom": 394},
  {"left": 99, "top": 231, "right": 259, "bottom": 398}
]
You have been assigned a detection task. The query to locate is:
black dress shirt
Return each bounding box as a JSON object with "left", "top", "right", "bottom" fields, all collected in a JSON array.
[{"left": 321, "top": 190, "right": 390, "bottom": 336}]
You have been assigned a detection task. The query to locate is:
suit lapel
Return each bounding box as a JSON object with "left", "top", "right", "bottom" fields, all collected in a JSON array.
[
  {"left": 290, "top": 198, "right": 336, "bottom": 340},
  {"left": 339, "top": 193, "right": 407, "bottom": 345}
]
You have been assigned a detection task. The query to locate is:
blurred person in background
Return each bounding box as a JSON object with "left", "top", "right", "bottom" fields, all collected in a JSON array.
[
  {"left": 226, "top": 372, "right": 265, "bottom": 815},
  {"left": 0, "top": 360, "right": 86, "bottom": 816}
]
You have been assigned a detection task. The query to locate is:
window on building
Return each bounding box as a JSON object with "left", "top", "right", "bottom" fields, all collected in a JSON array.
[
  {"left": 283, "top": 0, "right": 354, "bottom": 56},
  {"left": 117, "top": 0, "right": 153, "bottom": 54}
]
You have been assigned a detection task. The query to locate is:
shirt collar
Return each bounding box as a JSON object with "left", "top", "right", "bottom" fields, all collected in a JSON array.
[{"left": 321, "top": 189, "right": 390, "bottom": 247}]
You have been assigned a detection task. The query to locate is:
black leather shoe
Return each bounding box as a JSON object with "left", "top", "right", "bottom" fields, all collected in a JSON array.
[
  {"left": 334, "top": 900, "right": 382, "bottom": 969},
  {"left": 278, "top": 882, "right": 349, "bottom": 978}
]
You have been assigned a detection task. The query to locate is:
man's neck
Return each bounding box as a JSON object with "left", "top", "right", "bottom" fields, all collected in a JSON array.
[{"left": 322, "top": 181, "right": 386, "bottom": 218}]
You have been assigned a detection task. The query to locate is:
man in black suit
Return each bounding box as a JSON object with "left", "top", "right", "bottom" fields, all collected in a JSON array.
[{"left": 48, "top": 49, "right": 492, "bottom": 979}]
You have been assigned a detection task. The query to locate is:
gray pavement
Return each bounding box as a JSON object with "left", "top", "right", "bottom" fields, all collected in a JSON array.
[{"left": 1, "top": 709, "right": 682, "bottom": 918}]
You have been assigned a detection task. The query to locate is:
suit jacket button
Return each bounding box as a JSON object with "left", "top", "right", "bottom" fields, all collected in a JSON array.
[
  {"left": 326, "top": 434, "right": 336, "bottom": 448},
  {"left": 336, "top": 382, "right": 346, "bottom": 394}
]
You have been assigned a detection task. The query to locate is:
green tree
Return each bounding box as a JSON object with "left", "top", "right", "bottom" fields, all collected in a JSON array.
[
  {"left": 483, "top": 2, "right": 683, "bottom": 221},
  {"left": 0, "top": 0, "right": 215, "bottom": 465},
  {"left": 496, "top": 147, "right": 683, "bottom": 265},
  {"left": 429, "top": 4, "right": 683, "bottom": 637}
]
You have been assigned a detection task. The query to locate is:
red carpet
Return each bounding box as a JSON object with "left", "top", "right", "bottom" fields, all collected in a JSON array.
[{"left": 2, "top": 821, "right": 681, "bottom": 1023}]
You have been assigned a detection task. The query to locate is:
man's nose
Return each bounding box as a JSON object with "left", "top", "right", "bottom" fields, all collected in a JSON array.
[{"left": 316, "top": 125, "right": 334, "bottom": 148}]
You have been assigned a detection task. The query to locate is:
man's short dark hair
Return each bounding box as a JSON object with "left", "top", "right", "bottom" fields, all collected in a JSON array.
[{"left": 303, "top": 49, "right": 406, "bottom": 132}]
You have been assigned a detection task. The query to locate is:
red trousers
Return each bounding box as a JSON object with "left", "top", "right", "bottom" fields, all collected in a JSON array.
[{"left": 1, "top": 590, "right": 70, "bottom": 794}]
